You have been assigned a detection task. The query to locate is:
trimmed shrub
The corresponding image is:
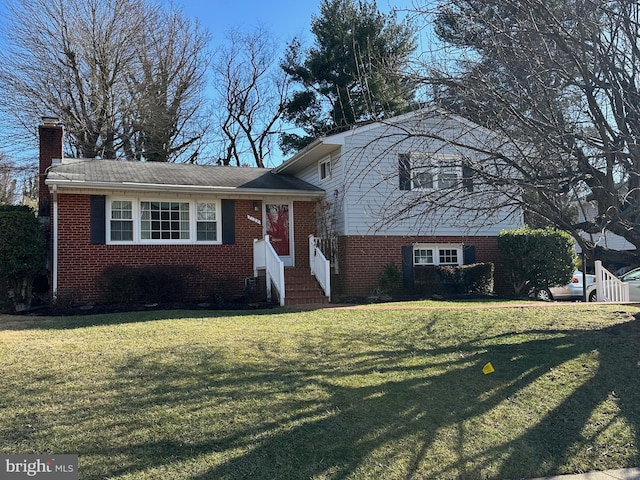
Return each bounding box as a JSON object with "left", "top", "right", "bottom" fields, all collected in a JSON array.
[
  {"left": 414, "top": 263, "right": 494, "bottom": 296},
  {"left": 378, "top": 262, "right": 402, "bottom": 294},
  {"left": 459, "top": 262, "right": 494, "bottom": 294},
  {"left": 97, "top": 265, "right": 199, "bottom": 305},
  {"left": 0, "top": 205, "right": 46, "bottom": 312},
  {"left": 498, "top": 227, "right": 575, "bottom": 295}
]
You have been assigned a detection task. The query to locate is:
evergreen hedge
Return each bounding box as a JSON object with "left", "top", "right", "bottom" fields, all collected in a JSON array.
[
  {"left": 498, "top": 227, "right": 575, "bottom": 295},
  {"left": 0, "top": 205, "right": 46, "bottom": 311}
]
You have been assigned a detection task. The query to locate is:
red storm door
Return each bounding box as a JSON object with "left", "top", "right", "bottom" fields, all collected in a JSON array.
[{"left": 265, "top": 204, "right": 291, "bottom": 257}]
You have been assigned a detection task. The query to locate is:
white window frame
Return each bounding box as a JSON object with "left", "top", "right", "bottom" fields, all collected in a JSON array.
[
  {"left": 410, "top": 153, "right": 462, "bottom": 191},
  {"left": 140, "top": 200, "right": 191, "bottom": 242},
  {"left": 106, "top": 197, "right": 222, "bottom": 245},
  {"left": 196, "top": 202, "right": 219, "bottom": 242},
  {"left": 109, "top": 199, "right": 134, "bottom": 242},
  {"left": 413, "top": 244, "right": 463, "bottom": 266},
  {"left": 319, "top": 158, "right": 332, "bottom": 180}
]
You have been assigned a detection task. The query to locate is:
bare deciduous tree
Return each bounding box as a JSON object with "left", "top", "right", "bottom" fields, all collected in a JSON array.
[
  {"left": 212, "top": 28, "right": 291, "bottom": 167},
  {"left": 0, "top": 153, "right": 18, "bottom": 205},
  {"left": 0, "top": 0, "right": 209, "bottom": 162},
  {"left": 393, "top": 0, "right": 640, "bottom": 265},
  {"left": 123, "top": 6, "right": 210, "bottom": 162}
]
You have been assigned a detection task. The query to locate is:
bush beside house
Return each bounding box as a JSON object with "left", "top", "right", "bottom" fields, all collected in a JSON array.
[
  {"left": 413, "top": 263, "right": 494, "bottom": 296},
  {"left": 498, "top": 227, "right": 575, "bottom": 296},
  {"left": 0, "top": 205, "right": 46, "bottom": 312}
]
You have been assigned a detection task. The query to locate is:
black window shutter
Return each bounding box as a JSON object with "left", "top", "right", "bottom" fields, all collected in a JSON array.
[
  {"left": 90, "top": 195, "right": 106, "bottom": 245},
  {"left": 462, "top": 163, "right": 474, "bottom": 192},
  {"left": 221, "top": 199, "right": 235, "bottom": 244},
  {"left": 399, "top": 153, "right": 411, "bottom": 190},
  {"left": 401, "top": 245, "right": 414, "bottom": 289},
  {"left": 463, "top": 245, "right": 476, "bottom": 265}
]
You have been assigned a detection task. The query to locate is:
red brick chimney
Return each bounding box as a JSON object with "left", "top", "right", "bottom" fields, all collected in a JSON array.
[{"left": 38, "top": 117, "right": 63, "bottom": 217}]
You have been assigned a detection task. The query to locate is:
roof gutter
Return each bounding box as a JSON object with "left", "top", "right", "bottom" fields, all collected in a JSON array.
[
  {"left": 45, "top": 179, "right": 325, "bottom": 198},
  {"left": 272, "top": 138, "right": 326, "bottom": 174}
]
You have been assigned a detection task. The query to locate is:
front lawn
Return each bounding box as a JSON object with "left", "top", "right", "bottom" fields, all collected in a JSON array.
[{"left": 1, "top": 303, "right": 639, "bottom": 479}]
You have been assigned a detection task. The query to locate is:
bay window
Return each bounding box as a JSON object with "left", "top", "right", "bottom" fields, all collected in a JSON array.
[{"left": 141, "top": 201, "right": 190, "bottom": 240}]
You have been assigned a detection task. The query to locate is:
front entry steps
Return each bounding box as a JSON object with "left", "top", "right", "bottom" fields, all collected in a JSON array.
[{"left": 283, "top": 267, "right": 329, "bottom": 307}]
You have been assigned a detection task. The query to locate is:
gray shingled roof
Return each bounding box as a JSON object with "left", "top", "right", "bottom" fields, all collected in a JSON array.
[{"left": 46, "top": 159, "right": 324, "bottom": 195}]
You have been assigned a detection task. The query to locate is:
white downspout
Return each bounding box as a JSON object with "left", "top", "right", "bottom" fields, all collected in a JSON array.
[{"left": 52, "top": 187, "right": 58, "bottom": 301}]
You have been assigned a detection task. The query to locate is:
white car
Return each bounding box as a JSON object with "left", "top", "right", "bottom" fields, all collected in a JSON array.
[
  {"left": 536, "top": 271, "right": 596, "bottom": 301},
  {"left": 586, "top": 266, "right": 640, "bottom": 302}
]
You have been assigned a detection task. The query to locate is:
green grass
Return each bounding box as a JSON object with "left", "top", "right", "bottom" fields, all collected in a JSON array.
[{"left": 1, "top": 303, "right": 639, "bottom": 479}]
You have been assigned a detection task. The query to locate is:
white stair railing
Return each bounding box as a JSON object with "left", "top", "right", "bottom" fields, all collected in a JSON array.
[
  {"left": 309, "top": 235, "right": 331, "bottom": 300},
  {"left": 595, "top": 260, "right": 629, "bottom": 302},
  {"left": 253, "top": 235, "right": 285, "bottom": 306}
]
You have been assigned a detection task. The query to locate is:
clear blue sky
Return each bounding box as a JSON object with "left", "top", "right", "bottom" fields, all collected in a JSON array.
[
  {"left": 0, "top": 0, "right": 422, "bottom": 165},
  {"left": 177, "top": 0, "right": 319, "bottom": 44},
  {"left": 173, "top": 0, "right": 418, "bottom": 47}
]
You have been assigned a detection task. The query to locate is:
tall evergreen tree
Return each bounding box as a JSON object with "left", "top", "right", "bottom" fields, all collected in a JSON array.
[{"left": 280, "top": 0, "right": 417, "bottom": 153}]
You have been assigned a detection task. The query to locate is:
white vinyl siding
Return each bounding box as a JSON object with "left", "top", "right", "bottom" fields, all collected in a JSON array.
[
  {"left": 295, "top": 152, "right": 346, "bottom": 235},
  {"left": 335, "top": 116, "right": 523, "bottom": 236}
]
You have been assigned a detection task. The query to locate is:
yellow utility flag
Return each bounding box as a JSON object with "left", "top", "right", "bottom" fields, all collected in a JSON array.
[{"left": 482, "top": 362, "right": 495, "bottom": 375}]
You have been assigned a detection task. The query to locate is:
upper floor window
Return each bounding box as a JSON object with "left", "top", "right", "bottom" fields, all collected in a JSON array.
[
  {"left": 319, "top": 159, "right": 331, "bottom": 180},
  {"left": 399, "top": 153, "right": 473, "bottom": 192}
]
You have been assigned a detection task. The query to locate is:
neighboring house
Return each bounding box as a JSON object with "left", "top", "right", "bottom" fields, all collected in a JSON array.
[
  {"left": 39, "top": 108, "right": 523, "bottom": 306},
  {"left": 575, "top": 202, "right": 636, "bottom": 255}
]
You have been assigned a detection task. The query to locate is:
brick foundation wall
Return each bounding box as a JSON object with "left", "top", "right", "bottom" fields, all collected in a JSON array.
[
  {"left": 54, "top": 195, "right": 318, "bottom": 304},
  {"left": 334, "top": 235, "right": 509, "bottom": 297}
]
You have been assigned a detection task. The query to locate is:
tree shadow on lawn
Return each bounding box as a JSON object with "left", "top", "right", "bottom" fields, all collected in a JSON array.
[
  {"left": 0, "top": 307, "right": 283, "bottom": 330},
  {"left": 74, "top": 315, "right": 640, "bottom": 480}
]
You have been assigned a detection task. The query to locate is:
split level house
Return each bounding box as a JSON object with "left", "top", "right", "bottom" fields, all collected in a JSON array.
[{"left": 39, "top": 109, "right": 523, "bottom": 307}]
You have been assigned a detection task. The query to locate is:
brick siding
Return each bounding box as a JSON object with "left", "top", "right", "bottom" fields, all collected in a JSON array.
[
  {"left": 54, "top": 195, "right": 318, "bottom": 304},
  {"left": 333, "top": 235, "right": 508, "bottom": 297},
  {"left": 53, "top": 194, "right": 507, "bottom": 303}
]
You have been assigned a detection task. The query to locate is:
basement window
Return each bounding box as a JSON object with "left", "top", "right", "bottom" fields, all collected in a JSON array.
[{"left": 413, "top": 244, "right": 463, "bottom": 266}]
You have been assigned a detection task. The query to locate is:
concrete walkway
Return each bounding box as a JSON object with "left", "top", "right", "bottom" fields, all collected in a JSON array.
[{"left": 531, "top": 468, "right": 640, "bottom": 480}]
